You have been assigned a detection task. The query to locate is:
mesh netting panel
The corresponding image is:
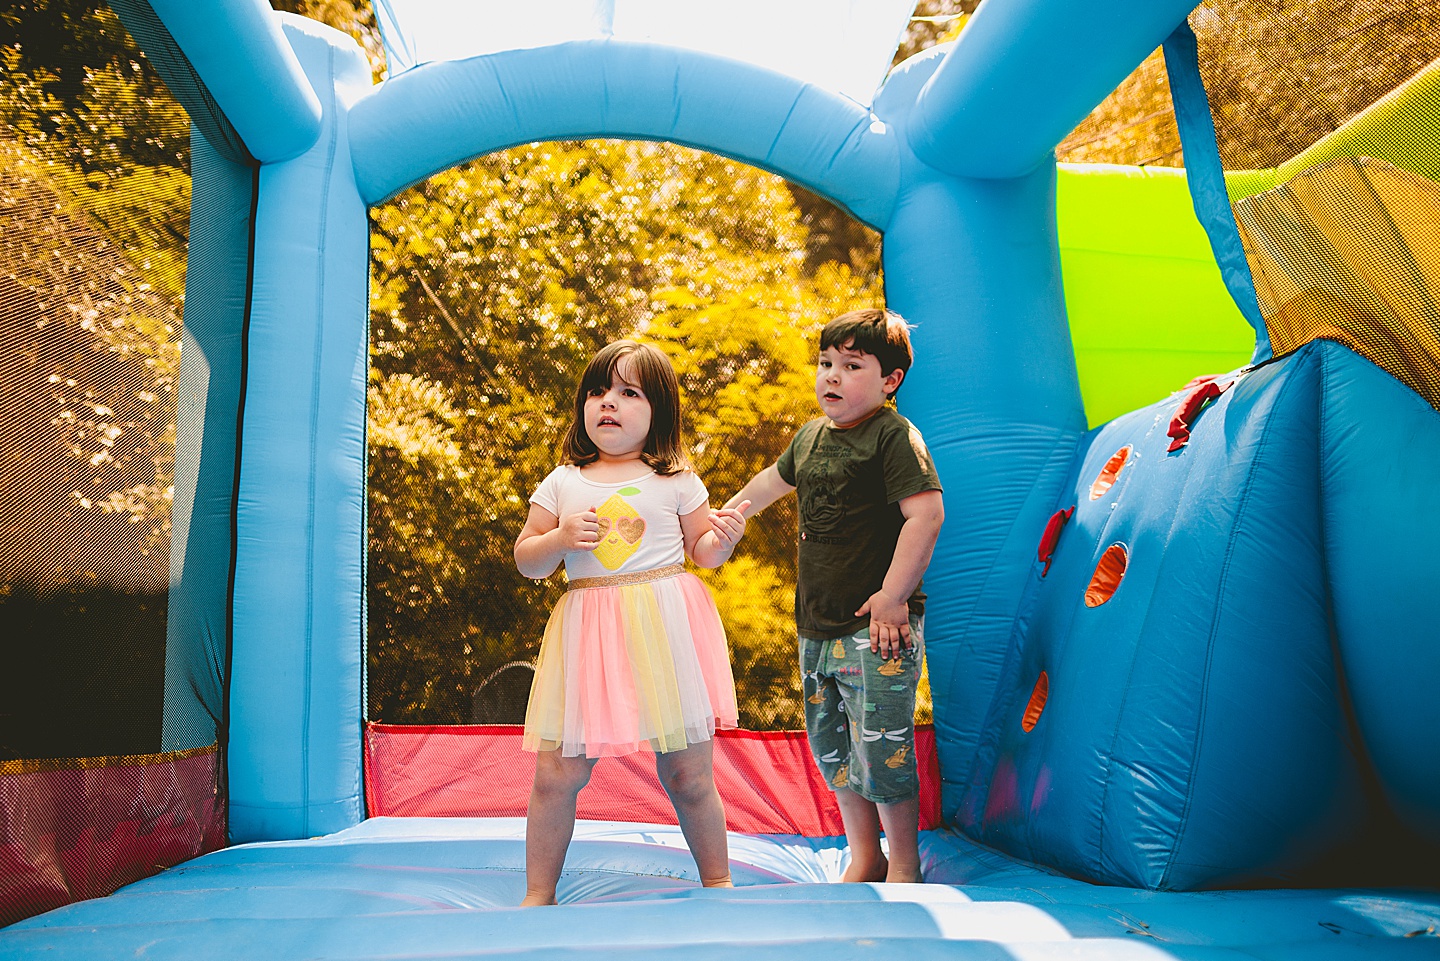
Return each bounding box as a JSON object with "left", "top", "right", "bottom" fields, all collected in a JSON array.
[
  {"left": 1191, "top": 0, "right": 1440, "bottom": 174},
  {"left": 1, "top": 3, "right": 228, "bottom": 924},
  {"left": 365, "top": 139, "right": 944, "bottom": 735},
  {"left": 1058, "top": 49, "right": 1182, "bottom": 167},
  {"left": 1060, "top": 3, "right": 1440, "bottom": 173},
  {"left": 1235, "top": 156, "right": 1440, "bottom": 407},
  {"left": 1061, "top": 3, "right": 1440, "bottom": 404},
  {"left": 1188, "top": 1, "right": 1440, "bottom": 396},
  {"left": 364, "top": 723, "right": 943, "bottom": 836}
]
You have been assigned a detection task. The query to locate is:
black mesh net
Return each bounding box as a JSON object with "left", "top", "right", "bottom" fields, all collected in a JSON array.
[
  {"left": 0, "top": 0, "right": 230, "bottom": 925},
  {"left": 1191, "top": 0, "right": 1440, "bottom": 406},
  {"left": 1190, "top": 0, "right": 1440, "bottom": 174},
  {"left": 362, "top": 139, "right": 948, "bottom": 734},
  {"left": 1059, "top": 1, "right": 1440, "bottom": 409},
  {"left": 1060, "top": 2, "right": 1440, "bottom": 173},
  {"left": 1058, "top": 49, "right": 1181, "bottom": 167}
]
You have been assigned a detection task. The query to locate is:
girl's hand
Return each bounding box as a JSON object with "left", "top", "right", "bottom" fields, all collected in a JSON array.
[
  {"left": 708, "top": 500, "right": 751, "bottom": 552},
  {"left": 855, "top": 590, "right": 911, "bottom": 658},
  {"left": 557, "top": 507, "right": 600, "bottom": 552}
]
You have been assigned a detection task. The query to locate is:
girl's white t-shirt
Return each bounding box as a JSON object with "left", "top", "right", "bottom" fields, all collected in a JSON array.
[{"left": 530, "top": 464, "right": 710, "bottom": 580}]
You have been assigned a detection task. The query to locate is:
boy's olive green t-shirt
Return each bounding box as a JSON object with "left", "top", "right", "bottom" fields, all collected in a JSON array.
[{"left": 776, "top": 406, "right": 942, "bottom": 640}]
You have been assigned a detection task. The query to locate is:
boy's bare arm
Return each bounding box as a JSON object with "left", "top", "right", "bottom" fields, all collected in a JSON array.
[
  {"left": 683, "top": 501, "right": 751, "bottom": 568},
  {"left": 722, "top": 464, "right": 795, "bottom": 517},
  {"left": 856, "top": 489, "right": 945, "bottom": 658}
]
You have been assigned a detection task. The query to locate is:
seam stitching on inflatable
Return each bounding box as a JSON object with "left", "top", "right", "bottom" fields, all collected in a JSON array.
[
  {"left": 301, "top": 43, "right": 340, "bottom": 836},
  {"left": 1162, "top": 353, "right": 1304, "bottom": 888},
  {"left": 765, "top": 88, "right": 806, "bottom": 167},
  {"left": 828, "top": 113, "right": 886, "bottom": 231},
  {"left": 945, "top": 429, "right": 1080, "bottom": 828},
  {"left": 1096, "top": 373, "right": 1240, "bottom": 883},
  {"left": 485, "top": 56, "right": 523, "bottom": 140},
  {"left": 223, "top": 160, "right": 263, "bottom": 843}
]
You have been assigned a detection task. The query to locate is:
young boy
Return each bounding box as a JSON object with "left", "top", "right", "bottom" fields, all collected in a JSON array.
[{"left": 720, "top": 308, "right": 943, "bottom": 883}]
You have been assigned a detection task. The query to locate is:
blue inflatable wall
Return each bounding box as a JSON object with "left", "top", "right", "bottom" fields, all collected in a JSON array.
[{"left": 139, "top": 1, "right": 1440, "bottom": 890}]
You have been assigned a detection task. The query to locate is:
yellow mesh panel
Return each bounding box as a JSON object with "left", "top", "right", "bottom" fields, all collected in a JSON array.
[{"left": 1235, "top": 155, "right": 1440, "bottom": 409}]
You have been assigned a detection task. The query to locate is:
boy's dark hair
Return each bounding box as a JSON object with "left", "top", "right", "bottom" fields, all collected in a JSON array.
[
  {"left": 820, "top": 308, "right": 915, "bottom": 398},
  {"left": 563, "top": 340, "right": 690, "bottom": 475}
]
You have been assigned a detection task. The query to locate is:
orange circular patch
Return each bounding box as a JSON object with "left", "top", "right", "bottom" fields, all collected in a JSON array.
[
  {"left": 1089, "top": 445, "right": 1132, "bottom": 500},
  {"left": 1084, "top": 543, "right": 1129, "bottom": 607},
  {"left": 1021, "top": 671, "right": 1049, "bottom": 733}
]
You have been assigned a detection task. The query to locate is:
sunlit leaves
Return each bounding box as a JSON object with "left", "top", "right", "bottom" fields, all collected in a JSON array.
[{"left": 367, "top": 139, "right": 881, "bottom": 724}]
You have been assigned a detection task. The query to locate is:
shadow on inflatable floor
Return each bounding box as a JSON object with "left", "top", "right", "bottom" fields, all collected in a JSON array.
[{"left": 3, "top": 817, "right": 1439, "bottom": 960}]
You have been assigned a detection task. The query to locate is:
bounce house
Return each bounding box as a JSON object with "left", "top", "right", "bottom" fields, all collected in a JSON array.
[{"left": 4, "top": 0, "right": 1440, "bottom": 957}]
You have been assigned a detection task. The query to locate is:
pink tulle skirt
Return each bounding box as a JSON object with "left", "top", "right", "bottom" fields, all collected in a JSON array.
[{"left": 522, "top": 569, "right": 738, "bottom": 758}]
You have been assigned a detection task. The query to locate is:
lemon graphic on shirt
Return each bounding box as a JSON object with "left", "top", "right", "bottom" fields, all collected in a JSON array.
[{"left": 593, "top": 489, "right": 645, "bottom": 570}]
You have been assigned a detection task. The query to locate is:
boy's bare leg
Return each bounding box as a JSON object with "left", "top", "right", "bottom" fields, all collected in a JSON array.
[
  {"left": 521, "top": 749, "right": 597, "bottom": 905},
  {"left": 834, "top": 788, "right": 888, "bottom": 882},
  {"left": 655, "top": 739, "right": 733, "bottom": 887},
  {"left": 877, "top": 796, "right": 922, "bottom": 882}
]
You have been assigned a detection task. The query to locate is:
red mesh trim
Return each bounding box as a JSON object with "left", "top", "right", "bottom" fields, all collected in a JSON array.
[
  {"left": 0, "top": 748, "right": 225, "bottom": 926},
  {"left": 364, "top": 723, "right": 942, "bottom": 836},
  {"left": 1037, "top": 506, "right": 1075, "bottom": 576}
]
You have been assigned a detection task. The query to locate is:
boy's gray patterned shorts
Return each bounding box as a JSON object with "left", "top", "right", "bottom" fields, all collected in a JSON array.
[{"left": 800, "top": 617, "right": 923, "bottom": 804}]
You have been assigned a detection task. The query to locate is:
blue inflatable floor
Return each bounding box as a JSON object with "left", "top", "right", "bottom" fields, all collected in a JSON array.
[{"left": 3, "top": 817, "right": 1439, "bottom": 959}]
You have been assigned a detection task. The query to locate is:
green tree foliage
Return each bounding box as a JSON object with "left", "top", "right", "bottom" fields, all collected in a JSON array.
[
  {"left": 366, "top": 140, "right": 882, "bottom": 727},
  {"left": 1, "top": 0, "right": 185, "bottom": 566},
  {"left": 0, "top": 0, "right": 191, "bottom": 298},
  {"left": 33, "top": 0, "right": 1432, "bottom": 739},
  {"left": 1, "top": 0, "right": 188, "bottom": 757}
]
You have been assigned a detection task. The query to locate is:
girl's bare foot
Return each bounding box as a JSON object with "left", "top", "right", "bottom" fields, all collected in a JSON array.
[
  {"left": 702, "top": 873, "right": 734, "bottom": 888},
  {"left": 519, "top": 893, "right": 557, "bottom": 906},
  {"left": 841, "top": 853, "right": 889, "bottom": 882},
  {"left": 885, "top": 864, "right": 924, "bottom": 883}
]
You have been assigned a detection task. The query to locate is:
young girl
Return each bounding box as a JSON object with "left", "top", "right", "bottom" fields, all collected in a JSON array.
[{"left": 514, "top": 340, "right": 750, "bottom": 906}]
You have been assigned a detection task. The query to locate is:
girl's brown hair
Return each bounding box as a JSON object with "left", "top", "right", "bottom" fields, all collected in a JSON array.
[{"left": 562, "top": 340, "right": 690, "bottom": 475}]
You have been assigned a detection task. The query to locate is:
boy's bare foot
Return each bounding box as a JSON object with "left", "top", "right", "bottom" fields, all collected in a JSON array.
[
  {"left": 701, "top": 873, "right": 734, "bottom": 888},
  {"left": 841, "top": 853, "right": 889, "bottom": 882},
  {"left": 519, "top": 893, "right": 557, "bottom": 906}
]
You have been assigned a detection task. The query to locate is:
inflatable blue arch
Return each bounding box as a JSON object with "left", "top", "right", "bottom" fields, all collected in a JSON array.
[{"left": 6, "top": 0, "right": 1440, "bottom": 957}]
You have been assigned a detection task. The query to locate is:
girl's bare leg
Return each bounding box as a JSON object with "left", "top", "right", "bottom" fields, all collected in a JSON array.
[
  {"left": 877, "top": 796, "right": 922, "bottom": 883},
  {"left": 655, "top": 739, "right": 733, "bottom": 887},
  {"left": 522, "top": 750, "right": 597, "bottom": 905},
  {"left": 834, "top": 787, "right": 887, "bottom": 882}
]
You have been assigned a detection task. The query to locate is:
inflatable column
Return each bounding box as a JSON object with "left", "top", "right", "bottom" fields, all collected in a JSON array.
[
  {"left": 877, "top": 0, "right": 1203, "bottom": 820},
  {"left": 227, "top": 16, "right": 371, "bottom": 842}
]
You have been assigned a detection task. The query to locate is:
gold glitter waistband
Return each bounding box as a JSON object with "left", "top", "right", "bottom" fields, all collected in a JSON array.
[{"left": 567, "top": 563, "right": 686, "bottom": 591}]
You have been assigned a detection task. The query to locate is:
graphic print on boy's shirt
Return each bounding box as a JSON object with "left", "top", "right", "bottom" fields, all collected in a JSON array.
[{"left": 798, "top": 444, "right": 868, "bottom": 546}]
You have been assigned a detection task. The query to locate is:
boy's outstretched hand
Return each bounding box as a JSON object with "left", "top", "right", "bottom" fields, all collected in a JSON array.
[
  {"left": 708, "top": 500, "right": 751, "bottom": 552},
  {"left": 856, "top": 589, "right": 911, "bottom": 658}
]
